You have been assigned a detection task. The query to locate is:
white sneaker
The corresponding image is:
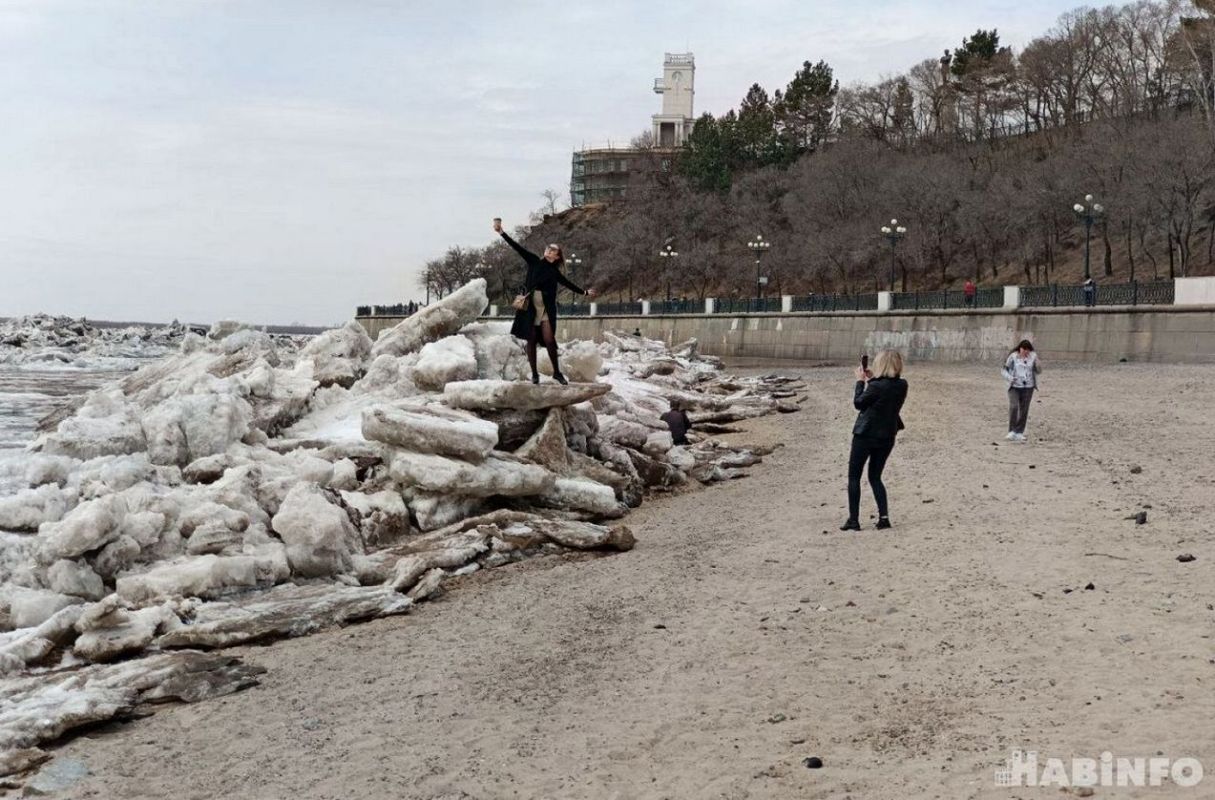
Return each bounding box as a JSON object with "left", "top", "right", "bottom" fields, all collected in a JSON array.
[
  {"left": 1005, "top": 431, "right": 1017, "bottom": 440},
  {"left": 1013, "top": 433, "right": 1027, "bottom": 443}
]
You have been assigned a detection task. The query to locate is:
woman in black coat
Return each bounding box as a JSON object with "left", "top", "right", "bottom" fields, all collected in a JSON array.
[
  {"left": 494, "top": 218, "right": 596, "bottom": 384},
  {"left": 842, "top": 350, "right": 908, "bottom": 531}
]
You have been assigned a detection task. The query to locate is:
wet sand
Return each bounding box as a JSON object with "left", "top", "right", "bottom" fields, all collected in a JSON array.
[{"left": 46, "top": 362, "right": 1215, "bottom": 799}]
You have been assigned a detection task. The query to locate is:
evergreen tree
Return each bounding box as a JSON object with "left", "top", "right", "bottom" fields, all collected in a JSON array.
[
  {"left": 775, "top": 60, "right": 839, "bottom": 154},
  {"left": 949, "top": 29, "right": 1002, "bottom": 76},
  {"left": 736, "top": 83, "right": 781, "bottom": 168},
  {"left": 677, "top": 112, "right": 735, "bottom": 192}
]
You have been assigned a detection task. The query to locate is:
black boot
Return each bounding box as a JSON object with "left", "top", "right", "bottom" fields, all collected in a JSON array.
[
  {"left": 840, "top": 519, "right": 861, "bottom": 531},
  {"left": 875, "top": 517, "right": 892, "bottom": 530},
  {"left": 552, "top": 371, "right": 568, "bottom": 386},
  {"left": 531, "top": 372, "right": 540, "bottom": 385}
]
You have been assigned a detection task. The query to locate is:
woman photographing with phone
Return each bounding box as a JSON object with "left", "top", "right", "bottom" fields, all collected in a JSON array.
[
  {"left": 493, "top": 218, "right": 597, "bottom": 384},
  {"left": 841, "top": 350, "right": 908, "bottom": 532}
]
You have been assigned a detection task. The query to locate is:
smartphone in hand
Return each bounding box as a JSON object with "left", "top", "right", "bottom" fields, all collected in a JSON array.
[{"left": 861, "top": 354, "right": 868, "bottom": 372}]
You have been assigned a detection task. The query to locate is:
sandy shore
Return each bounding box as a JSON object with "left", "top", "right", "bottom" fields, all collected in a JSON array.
[{"left": 44, "top": 363, "right": 1214, "bottom": 799}]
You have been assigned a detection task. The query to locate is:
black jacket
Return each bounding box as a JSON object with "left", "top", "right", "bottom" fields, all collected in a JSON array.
[
  {"left": 501, "top": 232, "right": 586, "bottom": 339},
  {"left": 852, "top": 376, "right": 908, "bottom": 440}
]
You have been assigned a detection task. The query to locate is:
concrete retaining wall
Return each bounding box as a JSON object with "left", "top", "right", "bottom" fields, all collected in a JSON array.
[{"left": 357, "top": 306, "right": 1215, "bottom": 364}]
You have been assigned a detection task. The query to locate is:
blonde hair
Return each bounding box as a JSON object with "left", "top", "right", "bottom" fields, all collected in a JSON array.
[{"left": 871, "top": 350, "right": 903, "bottom": 379}]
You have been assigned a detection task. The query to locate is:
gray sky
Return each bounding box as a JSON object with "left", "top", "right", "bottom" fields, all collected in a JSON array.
[{"left": 0, "top": 0, "right": 1081, "bottom": 326}]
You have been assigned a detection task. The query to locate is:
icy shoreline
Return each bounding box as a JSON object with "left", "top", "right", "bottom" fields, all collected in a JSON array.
[{"left": 0, "top": 280, "right": 804, "bottom": 783}]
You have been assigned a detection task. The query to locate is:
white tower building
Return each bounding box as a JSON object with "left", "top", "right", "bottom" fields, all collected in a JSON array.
[{"left": 652, "top": 52, "right": 695, "bottom": 147}]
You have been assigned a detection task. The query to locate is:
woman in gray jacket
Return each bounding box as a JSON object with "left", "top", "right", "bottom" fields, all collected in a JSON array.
[{"left": 1002, "top": 339, "right": 1041, "bottom": 442}]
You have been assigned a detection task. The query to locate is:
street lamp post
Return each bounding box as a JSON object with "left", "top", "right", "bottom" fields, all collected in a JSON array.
[
  {"left": 747, "top": 235, "right": 771, "bottom": 310},
  {"left": 880, "top": 219, "right": 907, "bottom": 292},
  {"left": 658, "top": 244, "right": 679, "bottom": 310},
  {"left": 1072, "top": 195, "right": 1105, "bottom": 282},
  {"left": 566, "top": 252, "right": 583, "bottom": 305}
]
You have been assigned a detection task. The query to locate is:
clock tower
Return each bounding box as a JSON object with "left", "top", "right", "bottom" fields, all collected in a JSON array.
[{"left": 652, "top": 53, "right": 695, "bottom": 147}]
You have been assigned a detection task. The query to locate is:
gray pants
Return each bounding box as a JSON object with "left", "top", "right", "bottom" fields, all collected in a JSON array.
[{"left": 1008, "top": 387, "right": 1035, "bottom": 434}]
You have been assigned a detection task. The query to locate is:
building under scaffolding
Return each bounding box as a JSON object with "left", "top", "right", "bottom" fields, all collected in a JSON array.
[{"left": 570, "top": 52, "right": 695, "bottom": 207}]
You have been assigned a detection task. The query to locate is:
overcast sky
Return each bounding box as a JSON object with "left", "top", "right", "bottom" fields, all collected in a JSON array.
[{"left": 0, "top": 0, "right": 1081, "bottom": 326}]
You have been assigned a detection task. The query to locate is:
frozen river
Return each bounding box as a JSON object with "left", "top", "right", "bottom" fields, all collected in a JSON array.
[{"left": 0, "top": 362, "right": 148, "bottom": 495}]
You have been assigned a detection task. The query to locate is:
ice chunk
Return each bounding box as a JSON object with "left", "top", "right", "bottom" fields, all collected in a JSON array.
[
  {"left": 443, "top": 379, "right": 610, "bottom": 411},
  {"left": 537, "top": 477, "right": 624, "bottom": 518},
  {"left": 370, "top": 278, "right": 488, "bottom": 358},
  {"left": 114, "top": 554, "right": 263, "bottom": 603},
  {"left": 537, "top": 340, "right": 603, "bottom": 382},
  {"left": 270, "top": 484, "right": 361, "bottom": 577},
  {"left": 23, "top": 455, "right": 79, "bottom": 488},
  {"left": 297, "top": 321, "right": 372, "bottom": 388},
  {"left": 38, "top": 391, "right": 146, "bottom": 460},
  {"left": 412, "top": 335, "right": 478, "bottom": 390},
  {"left": 514, "top": 408, "right": 569, "bottom": 470},
  {"left": 37, "top": 494, "right": 127, "bottom": 562},
  {"left": 389, "top": 452, "right": 554, "bottom": 498},
  {"left": 340, "top": 490, "right": 411, "bottom": 547},
  {"left": 6, "top": 587, "right": 83, "bottom": 630},
  {"left": 46, "top": 560, "right": 106, "bottom": 601},
  {"left": 0, "top": 485, "right": 73, "bottom": 532},
  {"left": 141, "top": 393, "right": 253, "bottom": 466},
  {"left": 74, "top": 604, "right": 179, "bottom": 662},
  {"left": 408, "top": 492, "right": 484, "bottom": 532},
  {"left": 361, "top": 403, "right": 498, "bottom": 461}
]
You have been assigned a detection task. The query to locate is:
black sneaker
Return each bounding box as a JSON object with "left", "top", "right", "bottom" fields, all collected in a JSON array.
[
  {"left": 875, "top": 518, "right": 892, "bottom": 530},
  {"left": 840, "top": 519, "right": 861, "bottom": 531},
  {"left": 552, "top": 371, "right": 569, "bottom": 385}
]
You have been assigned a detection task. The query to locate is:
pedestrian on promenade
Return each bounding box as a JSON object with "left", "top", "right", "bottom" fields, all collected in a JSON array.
[
  {"left": 964, "top": 279, "right": 977, "bottom": 308},
  {"left": 1002, "top": 339, "right": 1041, "bottom": 443},
  {"left": 1083, "top": 277, "right": 1096, "bottom": 307},
  {"left": 841, "top": 350, "right": 908, "bottom": 532},
  {"left": 494, "top": 218, "right": 596, "bottom": 385}
]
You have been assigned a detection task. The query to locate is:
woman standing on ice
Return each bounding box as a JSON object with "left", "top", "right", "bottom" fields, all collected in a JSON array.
[
  {"left": 841, "top": 350, "right": 908, "bottom": 532},
  {"left": 494, "top": 218, "right": 596, "bottom": 384},
  {"left": 1002, "top": 339, "right": 1041, "bottom": 442}
]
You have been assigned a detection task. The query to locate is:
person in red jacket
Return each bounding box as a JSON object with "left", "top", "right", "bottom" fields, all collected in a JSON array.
[{"left": 963, "top": 279, "right": 977, "bottom": 308}]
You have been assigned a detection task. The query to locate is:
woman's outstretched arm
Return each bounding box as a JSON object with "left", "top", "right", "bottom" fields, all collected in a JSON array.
[
  {"left": 495, "top": 228, "right": 534, "bottom": 263},
  {"left": 554, "top": 268, "right": 586, "bottom": 295}
]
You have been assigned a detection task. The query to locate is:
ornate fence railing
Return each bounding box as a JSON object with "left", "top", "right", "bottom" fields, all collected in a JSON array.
[
  {"left": 595, "top": 302, "right": 644, "bottom": 316},
  {"left": 650, "top": 299, "right": 703, "bottom": 315},
  {"left": 1020, "top": 281, "right": 1175, "bottom": 307},
  {"left": 890, "top": 287, "right": 1004, "bottom": 310},
  {"left": 789, "top": 293, "right": 880, "bottom": 312},
  {"left": 713, "top": 297, "right": 783, "bottom": 314}
]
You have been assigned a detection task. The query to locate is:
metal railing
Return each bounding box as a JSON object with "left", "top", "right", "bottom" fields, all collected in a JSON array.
[
  {"left": 1021, "top": 281, "right": 1175, "bottom": 307},
  {"left": 358, "top": 304, "right": 417, "bottom": 317},
  {"left": 650, "top": 299, "right": 702, "bottom": 315},
  {"left": 789, "top": 293, "right": 880, "bottom": 312},
  {"left": 714, "top": 297, "right": 783, "bottom": 314},
  {"left": 356, "top": 281, "right": 1181, "bottom": 320},
  {"left": 595, "top": 302, "right": 644, "bottom": 316},
  {"left": 890, "top": 287, "right": 1004, "bottom": 310}
]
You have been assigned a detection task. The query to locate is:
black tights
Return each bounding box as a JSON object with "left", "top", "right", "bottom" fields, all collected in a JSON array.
[
  {"left": 527, "top": 320, "right": 560, "bottom": 378},
  {"left": 847, "top": 435, "right": 896, "bottom": 522}
]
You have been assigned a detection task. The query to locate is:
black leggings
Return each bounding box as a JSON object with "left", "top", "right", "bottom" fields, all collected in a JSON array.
[
  {"left": 847, "top": 435, "right": 896, "bottom": 521},
  {"left": 527, "top": 319, "right": 560, "bottom": 378}
]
